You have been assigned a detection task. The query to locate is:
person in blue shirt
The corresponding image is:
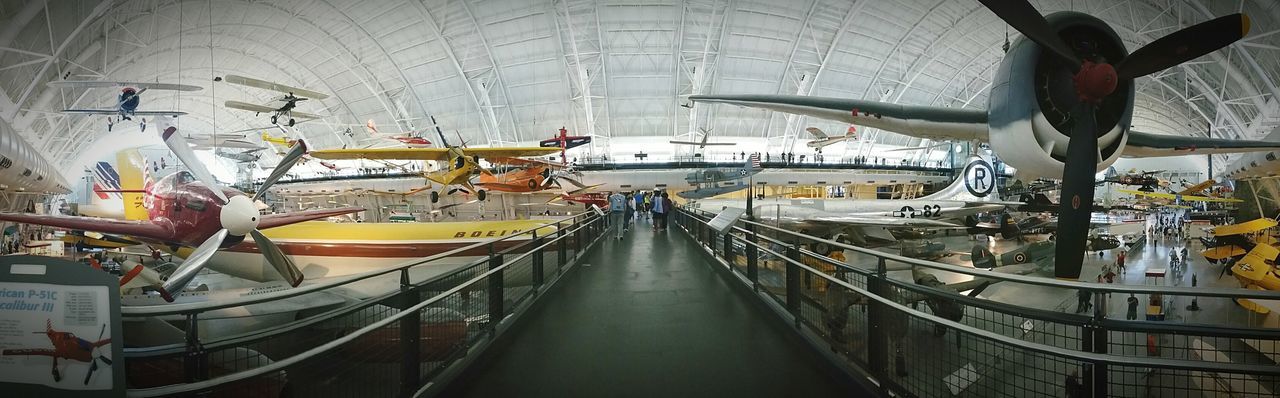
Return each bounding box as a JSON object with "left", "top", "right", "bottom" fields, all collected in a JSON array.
[
  {"left": 608, "top": 191, "right": 627, "bottom": 239},
  {"left": 634, "top": 190, "right": 648, "bottom": 223},
  {"left": 623, "top": 192, "right": 635, "bottom": 231}
]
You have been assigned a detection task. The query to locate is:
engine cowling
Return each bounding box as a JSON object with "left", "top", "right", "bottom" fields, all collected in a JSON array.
[{"left": 987, "top": 12, "right": 1134, "bottom": 180}]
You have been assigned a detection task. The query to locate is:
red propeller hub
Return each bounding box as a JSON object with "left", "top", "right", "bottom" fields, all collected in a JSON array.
[{"left": 1073, "top": 60, "right": 1118, "bottom": 103}]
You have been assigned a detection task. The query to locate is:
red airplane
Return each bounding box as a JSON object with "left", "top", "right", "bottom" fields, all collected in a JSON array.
[
  {"left": 2, "top": 320, "right": 111, "bottom": 384},
  {"left": 539, "top": 127, "right": 591, "bottom": 163},
  {"left": 475, "top": 157, "right": 587, "bottom": 193},
  {"left": 365, "top": 119, "right": 432, "bottom": 148},
  {"left": 0, "top": 117, "right": 361, "bottom": 301},
  {"left": 550, "top": 191, "right": 609, "bottom": 209}
]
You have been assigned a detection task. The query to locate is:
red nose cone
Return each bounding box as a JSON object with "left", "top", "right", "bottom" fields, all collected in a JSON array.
[{"left": 1074, "top": 61, "right": 1118, "bottom": 103}]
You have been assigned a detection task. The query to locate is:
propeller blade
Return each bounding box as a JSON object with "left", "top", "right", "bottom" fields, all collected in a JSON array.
[
  {"left": 118, "top": 263, "right": 145, "bottom": 287},
  {"left": 977, "top": 0, "right": 1080, "bottom": 68},
  {"left": 159, "top": 228, "right": 229, "bottom": 302},
  {"left": 157, "top": 116, "right": 228, "bottom": 203},
  {"left": 84, "top": 360, "right": 97, "bottom": 385},
  {"left": 249, "top": 229, "right": 304, "bottom": 287},
  {"left": 1116, "top": 13, "right": 1249, "bottom": 80},
  {"left": 98, "top": 355, "right": 113, "bottom": 366},
  {"left": 1053, "top": 104, "right": 1099, "bottom": 279},
  {"left": 559, "top": 176, "right": 587, "bottom": 189},
  {"left": 253, "top": 140, "right": 308, "bottom": 202},
  {"left": 439, "top": 200, "right": 479, "bottom": 210}
]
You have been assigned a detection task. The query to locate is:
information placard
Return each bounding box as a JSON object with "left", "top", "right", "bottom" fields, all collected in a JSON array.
[
  {"left": 0, "top": 256, "right": 123, "bottom": 397},
  {"left": 707, "top": 207, "right": 746, "bottom": 234}
]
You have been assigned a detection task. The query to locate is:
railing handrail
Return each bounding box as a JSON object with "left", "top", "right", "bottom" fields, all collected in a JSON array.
[
  {"left": 681, "top": 206, "right": 1280, "bottom": 301},
  {"left": 121, "top": 213, "right": 590, "bottom": 317},
  {"left": 126, "top": 213, "right": 604, "bottom": 397}
]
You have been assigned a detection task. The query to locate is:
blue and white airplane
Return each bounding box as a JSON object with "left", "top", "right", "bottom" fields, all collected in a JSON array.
[{"left": 47, "top": 80, "right": 201, "bottom": 132}]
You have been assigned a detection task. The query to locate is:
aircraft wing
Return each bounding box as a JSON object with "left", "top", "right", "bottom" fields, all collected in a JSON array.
[
  {"left": 1124, "top": 129, "right": 1280, "bottom": 157},
  {"left": 224, "top": 100, "right": 280, "bottom": 113},
  {"left": 804, "top": 127, "right": 829, "bottom": 139},
  {"left": 222, "top": 75, "right": 330, "bottom": 99},
  {"left": 309, "top": 147, "right": 451, "bottom": 160},
  {"left": 462, "top": 147, "right": 562, "bottom": 158},
  {"left": 131, "top": 110, "right": 188, "bottom": 116},
  {"left": 689, "top": 94, "right": 989, "bottom": 142},
  {"left": 257, "top": 207, "right": 364, "bottom": 230},
  {"left": 1119, "top": 189, "right": 1243, "bottom": 203},
  {"left": 488, "top": 157, "right": 567, "bottom": 169},
  {"left": 0, "top": 213, "right": 174, "bottom": 242},
  {"left": 0, "top": 348, "right": 57, "bottom": 356},
  {"left": 60, "top": 109, "right": 118, "bottom": 115},
  {"left": 286, "top": 110, "right": 324, "bottom": 120},
  {"left": 669, "top": 140, "right": 736, "bottom": 146},
  {"left": 806, "top": 215, "right": 962, "bottom": 228},
  {"left": 47, "top": 80, "right": 202, "bottom": 91}
]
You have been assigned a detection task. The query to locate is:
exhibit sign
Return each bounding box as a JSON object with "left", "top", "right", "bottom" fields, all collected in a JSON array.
[
  {"left": 707, "top": 207, "right": 746, "bottom": 233},
  {"left": 0, "top": 256, "right": 124, "bottom": 397}
]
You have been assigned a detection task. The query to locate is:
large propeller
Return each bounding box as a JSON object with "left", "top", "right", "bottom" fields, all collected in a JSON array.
[
  {"left": 154, "top": 116, "right": 307, "bottom": 301},
  {"left": 978, "top": 0, "right": 1248, "bottom": 279}
]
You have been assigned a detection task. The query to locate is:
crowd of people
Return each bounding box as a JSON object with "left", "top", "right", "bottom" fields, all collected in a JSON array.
[{"left": 608, "top": 189, "right": 675, "bottom": 239}]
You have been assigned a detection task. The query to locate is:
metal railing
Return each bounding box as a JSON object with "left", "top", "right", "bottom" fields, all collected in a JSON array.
[
  {"left": 673, "top": 206, "right": 1280, "bottom": 398},
  {"left": 124, "top": 212, "right": 609, "bottom": 397}
]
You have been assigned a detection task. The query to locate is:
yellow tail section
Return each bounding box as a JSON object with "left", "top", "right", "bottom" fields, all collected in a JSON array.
[{"left": 117, "top": 149, "right": 150, "bottom": 221}]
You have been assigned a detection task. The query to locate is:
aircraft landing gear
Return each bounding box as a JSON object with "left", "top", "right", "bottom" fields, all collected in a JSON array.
[
  {"left": 271, "top": 115, "right": 278, "bottom": 125},
  {"left": 139, "top": 118, "right": 147, "bottom": 133},
  {"left": 430, "top": 191, "right": 440, "bottom": 203},
  {"left": 288, "top": 118, "right": 296, "bottom": 127},
  {"left": 477, "top": 189, "right": 487, "bottom": 201},
  {"left": 106, "top": 117, "right": 114, "bottom": 132}
]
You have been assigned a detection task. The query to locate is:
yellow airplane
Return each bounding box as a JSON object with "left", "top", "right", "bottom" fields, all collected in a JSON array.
[
  {"left": 310, "top": 130, "right": 558, "bottom": 203},
  {"left": 1178, "top": 179, "right": 1216, "bottom": 196},
  {"left": 1199, "top": 218, "right": 1280, "bottom": 314},
  {"left": 1118, "top": 189, "right": 1243, "bottom": 204}
]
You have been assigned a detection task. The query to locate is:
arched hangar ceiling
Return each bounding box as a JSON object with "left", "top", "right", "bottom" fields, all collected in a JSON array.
[{"left": 1, "top": 0, "right": 1279, "bottom": 180}]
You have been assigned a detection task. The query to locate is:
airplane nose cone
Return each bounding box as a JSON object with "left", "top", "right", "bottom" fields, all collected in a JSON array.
[{"left": 220, "top": 195, "right": 259, "bottom": 236}]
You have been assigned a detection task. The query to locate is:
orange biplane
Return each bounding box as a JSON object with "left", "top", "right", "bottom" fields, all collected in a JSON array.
[
  {"left": 475, "top": 158, "right": 585, "bottom": 193},
  {"left": 3, "top": 320, "right": 112, "bottom": 384}
]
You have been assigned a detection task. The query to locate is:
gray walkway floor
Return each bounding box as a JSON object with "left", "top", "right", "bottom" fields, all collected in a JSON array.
[{"left": 442, "top": 218, "right": 854, "bottom": 397}]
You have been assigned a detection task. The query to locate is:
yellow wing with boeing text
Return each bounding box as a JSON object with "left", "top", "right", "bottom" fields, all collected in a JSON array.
[
  {"left": 309, "top": 147, "right": 452, "bottom": 160},
  {"left": 1119, "top": 189, "right": 1243, "bottom": 203},
  {"left": 1213, "top": 218, "right": 1278, "bottom": 236}
]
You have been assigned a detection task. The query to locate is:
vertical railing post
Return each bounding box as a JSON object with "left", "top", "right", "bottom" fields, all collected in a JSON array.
[
  {"left": 723, "top": 232, "right": 734, "bottom": 267},
  {"left": 399, "top": 269, "right": 420, "bottom": 396},
  {"left": 746, "top": 222, "right": 759, "bottom": 289},
  {"left": 487, "top": 247, "right": 504, "bottom": 335},
  {"left": 557, "top": 221, "right": 567, "bottom": 268},
  {"left": 532, "top": 230, "right": 545, "bottom": 288},
  {"left": 183, "top": 313, "right": 208, "bottom": 382},
  {"left": 575, "top": 217, "right": 583, "bottom": 254},
  {"left": 867, "top": 257, "right": 890, "bottom": 382},
  {"left": 785, "top": 243, "right": 801, "bottom": 323},
  {"left": 1089, "top": 289, "right": 1108, "bottom": 397}
]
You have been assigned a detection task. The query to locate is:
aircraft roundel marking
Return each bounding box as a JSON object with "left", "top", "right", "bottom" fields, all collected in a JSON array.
[
  {"left": 1014, "top": 252, "right": 1027, "bottom": 263},
  {"left": 963, "top": 159, "right": 995, "bottom": 197},
  {"left": 1071, "top": 195, "right": 1080, "bottom": 209}
]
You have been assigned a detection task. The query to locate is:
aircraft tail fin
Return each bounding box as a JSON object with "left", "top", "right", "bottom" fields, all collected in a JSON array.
[
  {"left": 117, "top": 149, "right": 150, "bottom": 221},
  {"left": 744, "top": 153, "right": 761, "bottom": 171},
  {"left": 999, "top": 213, "right": 1021, "bottom": 240},
  {"left": 920, "top": 154, "right": 998, "bottom": 202}
]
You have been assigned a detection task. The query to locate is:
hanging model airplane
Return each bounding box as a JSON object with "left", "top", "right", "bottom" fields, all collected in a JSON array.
[
  {"left": 1097, "top": 169, "right": 1165, "bottom": 191},
  {"left": 309, "top": 116, "right": 560, "bottom": 203},
  {"left": 539, "top": 127, "right": 592, "bottom": 162},
  {"left": 361, "top": 119, "right": 432, "bottom": 148},
  {"left": 47, "top": 80, "right": 202, "bottom": 132},
  {"left": 0, "top": 117, "right": 362, "bottom": 301},
  {"left": 692, "top": 1, "right": 1259, "bottom": 279},
  {"left": 475, "top": 157, "right": 586, "bottom": 193},
  {"left": 186, "top": 133, "right": 265, "bottom": 150},
  {"left": 221, "top": 74, "right": 328, "bottom": 126},
  {"left": 215, "top": 147, "right": 267, "bottom": 163},
  {"left": 669, "top": 127, "right": 736, "bottom": 148},
  {"left": 804, "top": 126, "right": 857, "bottom": 150}
]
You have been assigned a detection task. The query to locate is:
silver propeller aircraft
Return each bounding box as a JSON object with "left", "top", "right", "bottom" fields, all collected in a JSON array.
[{"left": 692, "top": 1, "right": 1259, "bottom": 279}]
